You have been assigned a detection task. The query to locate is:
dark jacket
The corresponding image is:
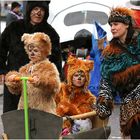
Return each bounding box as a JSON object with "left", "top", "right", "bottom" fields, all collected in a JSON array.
[
  {"left": 0, "top": 1, "right": 62, "bottom": 113},
  {"left": 6, "top": 11, "right": 23, "bottom": 26},
  {"left": 0, "top": 20, "right": 62, "bottom": 76}
]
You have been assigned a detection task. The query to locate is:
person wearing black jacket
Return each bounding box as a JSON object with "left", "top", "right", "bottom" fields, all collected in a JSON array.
[
  {"left": 6, "top": 1, "right": 23, "bottom": 26},
  {"left": 0, "top": 0, "right": 63, "bottom": 113}
]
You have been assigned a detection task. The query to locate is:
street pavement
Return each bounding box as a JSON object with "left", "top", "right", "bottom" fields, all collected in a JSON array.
[{"left": 0, "top": 85, "right": 123, "bottom": 139}]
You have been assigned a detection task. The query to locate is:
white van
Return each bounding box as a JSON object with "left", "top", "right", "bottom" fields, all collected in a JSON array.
[{"left": 48, "top": 0, "right": 132, "bottom": 43}]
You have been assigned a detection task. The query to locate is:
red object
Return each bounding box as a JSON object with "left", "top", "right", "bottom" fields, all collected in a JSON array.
[
  {"left": 61, "top": 128, "right": 70, "bottom": 136},
  {"left": 132, "top": 9, "right": 140, "bottom": 27}
]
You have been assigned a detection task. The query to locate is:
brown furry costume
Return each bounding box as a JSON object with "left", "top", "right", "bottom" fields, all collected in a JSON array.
[
  {"left": 5, "top": 32, "right": 61, "bottom": 114},
  {"left": 55, "top": 55, "right": 96, "bottom": 117}
]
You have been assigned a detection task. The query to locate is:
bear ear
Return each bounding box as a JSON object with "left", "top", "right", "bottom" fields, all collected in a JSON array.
[
  {"left": 67, "top": 55, "right": 77, "bottom": 65},
  {"left": 34, "top": 32, "right": 51, "bottom": 43},
  {"left": 85, "top": 60, "right": 94, "bottom": 71},
  {"left": 43, "top": 34, "right": 51, "bottom": 43},
  {"left": 21, "top": 33, "right": 31, "bottom": 44}
]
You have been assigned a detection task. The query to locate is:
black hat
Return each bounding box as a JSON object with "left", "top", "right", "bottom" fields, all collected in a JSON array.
[
  {"left": 25, "top": 1, "right": 50, "bottom": 22},
  {"left": 11, "top": 2, "right": 21, "bottom": 10}
]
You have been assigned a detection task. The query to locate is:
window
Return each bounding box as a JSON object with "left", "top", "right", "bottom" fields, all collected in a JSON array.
[{"left": 64, "top": 10, "right": 108, "bottom": 26}]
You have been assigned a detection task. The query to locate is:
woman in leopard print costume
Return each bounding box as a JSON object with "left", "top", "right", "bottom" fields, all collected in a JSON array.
[{"left": 96, "top": 7, "right": 140, "bottom": 139}]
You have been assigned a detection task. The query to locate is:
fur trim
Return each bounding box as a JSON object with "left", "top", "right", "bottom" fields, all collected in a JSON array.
[
  {"left": 112, "top": 64, "right": 140, "bottom": 85},
  {"left": 102, "top": 44, "right": 122, "bottom": 57},
  {"left": 108, "top": 7, "right": 134, "bottom": 25}
]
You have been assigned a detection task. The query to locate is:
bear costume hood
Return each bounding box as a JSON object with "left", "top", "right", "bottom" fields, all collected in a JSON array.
[{"left": 21, "top": 32, "right": 52, "bottom": 57}]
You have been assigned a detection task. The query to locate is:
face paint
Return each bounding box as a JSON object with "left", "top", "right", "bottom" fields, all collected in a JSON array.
[
  {"left": 27, "top": 44, "right": 43, "bottom": 63},
  {"left": 30, "top": 7, "right": 45, "bottom": 25},
  {"left": 72, "top": 70, "right": 86, "bottom": 87}
]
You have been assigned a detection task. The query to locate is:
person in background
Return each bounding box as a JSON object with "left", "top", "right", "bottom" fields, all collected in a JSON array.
[
  {"left": 0, "top": 0, "right": 62, "bottom": 113},
  {"left": 2, "top": 3, "right": 9, "bottom": 17},
  {"left": 96, "top": 7, "right": 140, "bottom": 139},
  {"left": 88, "top": 22, "right": 121, "bottom": 105},
  {"left": 88, "top": 21, "right": 121, "bottom": 104},
  {"left": 88, "top": 22, "right": 107, "bottom": 97},
  {"left": 6, "top": 1, "right": 23, "bottom": 26}
]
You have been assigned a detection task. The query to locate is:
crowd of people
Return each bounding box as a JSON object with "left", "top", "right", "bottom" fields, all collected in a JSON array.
[{"left": 0, "top": 0, "right": 140, "bottom": 139}]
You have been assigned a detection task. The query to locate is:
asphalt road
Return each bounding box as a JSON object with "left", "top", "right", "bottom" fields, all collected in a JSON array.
[{"left": 0, "top": 85, "right": 125, "bottom": 139}]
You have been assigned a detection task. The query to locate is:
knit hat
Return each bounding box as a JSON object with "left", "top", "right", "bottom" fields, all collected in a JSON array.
[
  {"left": 108, "top": 7, "right": 133, "bottom": 25},
  {"left": 21, "top": 32, "right": 52, "bottom": 57},
  {"left": 25, "top": 1, "right": 50, "bottom": 22},
  {"left": 67, "top": 55, "right": 94, "bottom": 88}
]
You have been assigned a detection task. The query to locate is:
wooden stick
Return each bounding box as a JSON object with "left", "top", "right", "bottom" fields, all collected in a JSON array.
[{"left": 63, "top": 111, "right": 96, "bottom": 121}]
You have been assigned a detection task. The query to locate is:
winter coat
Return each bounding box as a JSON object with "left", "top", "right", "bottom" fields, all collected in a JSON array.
[{"left": 6, "top": 11, "right": 23, "bottom": 26}]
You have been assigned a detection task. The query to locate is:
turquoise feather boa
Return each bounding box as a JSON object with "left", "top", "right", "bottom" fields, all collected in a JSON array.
[{"left": 101, "top": 44, "right": 140, "bottom": 81}]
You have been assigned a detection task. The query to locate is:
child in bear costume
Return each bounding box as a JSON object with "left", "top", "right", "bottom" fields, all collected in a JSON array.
[
  {"left": 55, "top": 55, "right": 96, "bottom": 135},
  {"left": 5, "top": 32, "right": 61, "bottom": 114}
]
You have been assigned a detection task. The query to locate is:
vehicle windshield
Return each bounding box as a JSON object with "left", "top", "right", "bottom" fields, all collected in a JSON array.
[{"left": 64, "top": 10, "right": 108, "bottom": 26}]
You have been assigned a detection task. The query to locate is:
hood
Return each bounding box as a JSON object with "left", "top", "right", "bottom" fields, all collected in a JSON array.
[
  {"left": 67, "top": 55, "right": 94, "bottom": 89},
  {"left": 25, "top": 1, "right": 50, "bottom": 23}
]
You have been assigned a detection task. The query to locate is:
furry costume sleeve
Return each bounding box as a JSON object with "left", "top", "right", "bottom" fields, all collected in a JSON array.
[
  {"left": 20, "top": 60, "right": 61, "bottom": 97},
  {"left": 5, "top": 71, "right": 22, "bottom": 95},
  {"left": 55, "top": 83, "right": 81, "bottom": 116},
  {"left": 96, "top": 78, "right": 114, "bottom": 119},
  {"left": 55, "top": 83, "right": 96, "bottom": 116}
]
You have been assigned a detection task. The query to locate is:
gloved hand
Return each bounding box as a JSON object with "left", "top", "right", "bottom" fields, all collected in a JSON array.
[{"left": 96, "top": 103, "right": 112, "bottom": 120}]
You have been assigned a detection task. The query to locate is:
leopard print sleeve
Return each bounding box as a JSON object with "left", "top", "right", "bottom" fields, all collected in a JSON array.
[{"left": 96, "top": 78, "right": 114, "bottom": 119}]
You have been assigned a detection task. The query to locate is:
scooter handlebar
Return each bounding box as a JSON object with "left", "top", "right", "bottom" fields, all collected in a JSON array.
[
  {"left": 14, "top": 77, "right": 21, "bottom": 81},
  {"left": 14, "top": 76, "right": 34, "bottom": 82}
]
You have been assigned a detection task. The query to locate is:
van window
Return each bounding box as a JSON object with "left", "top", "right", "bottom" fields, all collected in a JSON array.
[{"left": 64, "top": 10, "right": 108, "bottom": 26}]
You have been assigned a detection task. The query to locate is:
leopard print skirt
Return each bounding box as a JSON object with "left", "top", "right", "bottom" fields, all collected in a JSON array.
[{"left": 120, "top": 99, "right": 140, "bottom": 136}]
